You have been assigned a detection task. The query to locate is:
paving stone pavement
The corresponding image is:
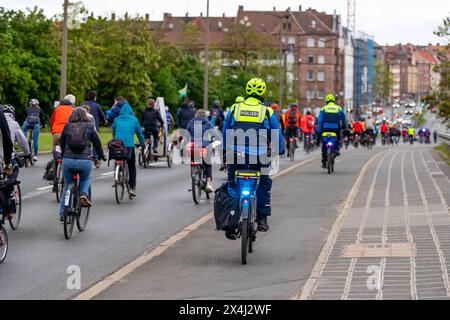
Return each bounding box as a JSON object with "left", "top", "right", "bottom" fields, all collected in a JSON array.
[{"left": 301, "top": 146, "right": 450, "bottom": 300}]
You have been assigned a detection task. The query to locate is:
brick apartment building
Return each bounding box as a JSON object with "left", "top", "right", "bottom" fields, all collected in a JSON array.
[{"left": 151, "top": 5, "right": 345, "bottom": 110}]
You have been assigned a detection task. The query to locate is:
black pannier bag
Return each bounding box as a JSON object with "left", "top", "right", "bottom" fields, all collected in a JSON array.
[
  {"left": 107, "top": 139, "right": 129, "bottom": 161},
  {"left": 214, "top": 183, "right": 240, "bottom": 232}
]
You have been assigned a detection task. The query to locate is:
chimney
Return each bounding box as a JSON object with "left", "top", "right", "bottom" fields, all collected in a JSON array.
[
  {"left": 299, "top": 5, "right": 302, "bottom": 12},
  {"left": 185, "top": 12, "right": 189, "bottom": 17},
  {"left": 111, "top": 13, "right": 116, "bottom": 21},
  {"left": 223, "top": 13, "right": 225, "bottom": 17},
  {"left": 163, "top": 13, "right": 171, "bottom": 21},
  {"left": 238, "top": 5, "right": 243, "bottom": 12},
  {"left": 332, "top": 9, "right": 337, "bottom": 32},
  {"left": 145, "top": 13, "right": 149, "bottom": 21},
  {"left": 200, "top": 12, "right": 203, "bottom": 17},
  {"left": 273, "top": 7, "right": 276, "bottom": 11}
]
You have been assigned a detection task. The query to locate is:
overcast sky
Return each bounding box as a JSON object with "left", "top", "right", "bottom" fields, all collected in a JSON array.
[{"left": 2, "top": 0, "right": 449, "bottom": 45}]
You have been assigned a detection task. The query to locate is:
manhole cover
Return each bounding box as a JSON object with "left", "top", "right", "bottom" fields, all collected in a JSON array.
[{"left": 342, "top": 243, "right": 416, "bottom": 258}]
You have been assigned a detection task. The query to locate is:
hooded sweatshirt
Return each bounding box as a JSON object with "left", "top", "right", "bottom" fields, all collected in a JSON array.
[
  {"left": 112, "top": 103, "right": 145, "bottom": 148},
  {"left": 4, "top": 112, "right": 30, "bottom": 157}
]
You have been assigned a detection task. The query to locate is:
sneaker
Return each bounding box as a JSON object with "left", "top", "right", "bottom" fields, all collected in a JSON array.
[
  {"left": 80, "top": 193, "right": 92, "bottom": 207},
  {"left": 52, "top": 183, "right": 58, "bottom": 193},
  {"left": 206, "top": 182, "right": 214, "bottom": 193},
  {"left": 219, "top": 164, "right": 226, "bottom": 172},
  {"left": 153, "top": 149, "right": 158, "bottom": 154},
  {"left": 256, "top": 216, "right": 269, "bottom": 232},
  {"left": 225, "top": 231, "right": 238, "bottom": 240},
  {"left": 129, "top": 189, "right": 137, "bottom": 199},
  {"left": 59, "top": 216, "right": 65, "bottom": 224},
  {"left": 33, "top": 156, "right": 38, "bottom": 162},
  {"left": 322, "top": 162, "right": 327, "bottom": 169},
  {"left": 335, "top": 151, "right": 341, "bottom": 157}
]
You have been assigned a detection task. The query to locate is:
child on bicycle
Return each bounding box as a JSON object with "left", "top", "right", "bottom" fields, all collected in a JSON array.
[{"left": 186, "top": 109, "right": 218, "bottom": 193}]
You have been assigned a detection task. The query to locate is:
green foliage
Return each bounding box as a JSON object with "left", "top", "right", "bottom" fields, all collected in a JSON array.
[
  {"left": 423, "top": 16, "right": 450, "bottom": 123},
  {"left": 373, "top": 59, "right": 392, "bottom": 101}
]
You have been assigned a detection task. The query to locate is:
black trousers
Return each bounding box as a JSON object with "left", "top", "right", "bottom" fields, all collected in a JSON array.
[{"left": 126, "top": 148, "right": 137, "bottom": 189}]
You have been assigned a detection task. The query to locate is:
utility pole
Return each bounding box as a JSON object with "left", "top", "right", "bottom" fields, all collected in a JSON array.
[
  {"left": 203, "top": 0, "right": 210, "bottom": 109},
  {"left": 60, "top": 0, "right": 69, "bottom": 100}
]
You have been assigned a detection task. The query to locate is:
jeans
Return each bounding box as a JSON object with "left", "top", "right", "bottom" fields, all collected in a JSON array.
[
  {"left": 22, "top": 121, "right": 40, "bottom": 155},
  {"left": 145, "top": 128, "right": 159, "bottom": 151},
  {"left": 227, "top": 162, "right": 272, "bottom": 218},
  {"left": 59, "top": 158, "right": 92, "bottom": 216},
  {"left": 126, "top": 148, "right": 137, "bottom": 189}
]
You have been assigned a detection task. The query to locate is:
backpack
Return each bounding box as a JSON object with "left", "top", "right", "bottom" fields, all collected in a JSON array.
[
  {"left": 287, "top": 110, "right": 298, "bottom": 126},
  {"left": 67, "top": 123, "right": 88, "bottom": 153},
  {"left": 107, "top": 139, "right": 129, "bottom": 161},
  {"left": 43, "top": 159, "right": 55, "bottom": 181},
  {"left": 27, "top": 115, "right": 40, "bottom": 125},
  {"left": 307, "top": 118, "right": 314, "bottom": 129},
  {"left": 214, "top": 183, "right": 240, "bottom": 232}
]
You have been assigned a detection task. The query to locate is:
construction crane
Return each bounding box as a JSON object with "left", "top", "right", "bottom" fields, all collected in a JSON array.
[{"left": 347, "top": 0, "right": 356, "bottom": 36}]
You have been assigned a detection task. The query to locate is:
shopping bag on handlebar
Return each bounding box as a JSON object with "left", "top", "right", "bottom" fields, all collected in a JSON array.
[{"left": 214, "top": 183, "right": 240, "bottom": 232}]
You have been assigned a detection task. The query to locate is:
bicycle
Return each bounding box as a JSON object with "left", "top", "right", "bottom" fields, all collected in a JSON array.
[
  {"left": 188, "top": 143, "right": 211, "bottom": 204},
  {"left": 138, "top": 136, "right": 154, "bottom": 169},
  {"left": 55, "top": 158, "right": 65, "bottom": 203},
  {"left": 114, "top": 158, "right": 131, "bottom": 205},
  {"left": 0, "top": 180, "right": 20, "bottom": 263},
  {"left": 0, "top": 159, "right": 23, "bottom": 231},
  {"left": 234, "top": 170, "right": 261, "bottom": 265},
  {"left": 62, "top": 168, "right": 91, "bottom": 240},
  {"left": 323, "top": 133, "right": 337, "bottom": 175},
  {"left": 24, "top": 129, "right": 35, "bottom": 167}
]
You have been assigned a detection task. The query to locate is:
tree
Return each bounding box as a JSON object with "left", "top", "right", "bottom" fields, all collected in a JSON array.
[
  {"left": 373, "top": 59, "right": 392, "bottom": 104},
  {"left": 423, "top": 16, "right": 450, "bottom": 123}
]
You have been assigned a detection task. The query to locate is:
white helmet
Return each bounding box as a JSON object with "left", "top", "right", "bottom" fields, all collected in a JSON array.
[
  {"left": 29, "top": 98, "right": 39, "bottom": 106},
  {"left": 64, "top": 94, "right": 76, "bottom": 106}
]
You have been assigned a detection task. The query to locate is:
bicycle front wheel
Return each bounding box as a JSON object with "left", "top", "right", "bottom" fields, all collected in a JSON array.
[
  {"left": 77, "top": 187, "right": 91, "bottom": 232},
  {"left": 56, "top": 164, "right": 63, "bottom": 203},
  {"left": 327, "top": 149, "right": 332, "bottom": 175},
  {"left": 115, "top": 165, "right": 125, "bottom": 205},
  {"left": 241, "top": 220, "right": 249, "bottom": 265},
  {"left": 191, "top": 167, "right": 201, "bottom": 204},
  {"left": 0, "top": 226, "right": 8, "bottom": 263},
  {"left": 9, "top": 184, "right": 22, "bottom": 230}
]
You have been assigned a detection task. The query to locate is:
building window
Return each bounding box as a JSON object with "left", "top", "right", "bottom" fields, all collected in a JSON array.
[
  {"left": 307, "top": 71, "right": 314, "bottom": 81},
  {"left": 317, "top": 72, "right": 325, "bottom": 82},
  {"left": 318, "top": 38, "right": 326, "bottom": 48},
  {"left": 318, "top": 55, "right": 325, "bottom": 64},
  {"left": 308, "top": 55, "right": 314, "bottom": 64},
  {"left": 307, "top": 38, "right": 315, "bottom": 48},
  {"left": 288, "top": 36, "right": 296, "bottom": 45},
  {"left": 307, "top": 89, "right": 315, "bottom": 100},
  {"left": 317, "top": 89, "right": 325, "bottom": 99}
]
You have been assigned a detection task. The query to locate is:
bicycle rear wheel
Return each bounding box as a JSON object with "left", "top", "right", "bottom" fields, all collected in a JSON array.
[
  {"left": 191, "top": 166, "right": 201, "bottom": 204},
  {"left": 115, "top": 165, "right": 125, "bottom": 205},
  {"left": 241, "top": 220, "right": 249, "bottom": 265},
  {"left": 63, "top": 187, "right": 76, "bottom": 239},
  {"left": 327, "top": 149, "right": 332, "bottom": 174},
  {"left": 77, "top": 187, "right": 91, "bottom": 232},
  {"left": 9, "top": 184, "right": 22, "bottom": 230},
  {"left": 0, "top": 226, "right": 7, "bottom": 263},
  {"left": 289, "top": 141, "right": 295, "bottom": 162},
  {"left": 56, "top": 164, "right": 63, "bottom": 203},
  {"left": 29, "top": 138, "right": 35, "bottom": 166}
]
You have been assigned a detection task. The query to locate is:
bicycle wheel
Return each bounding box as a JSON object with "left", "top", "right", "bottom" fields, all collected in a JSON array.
[
  {"left": 63, "top": 187, "right": 76, "bottom": 239},
  {"left": 77, "top": 187, "right": 91, "bottom": 232},
  {"left": 29, "top": 138, "right": 35, "bottom": 166},
  {"left": 0, "top": 226, "right": 7, "bottom": 263},
  {"left": 327, "top": 149, "right": 332, "bottom": 175},
  {"left": 167, "top": 149, "right": 173, "bottom": 168},
  {"left": 289, "top": 141, "right": 295, "bottom": 162},
  {"left": 56, "top": 164, "right": 63, "bottom": 203},
  {"left": 115, "top": 165, "right": 125, "bottom": 205},
  {"left": 241, "top": 220, "right": 249, "bottom": 265},
  {"left": 138, "top": 151, "right": 143, "bottom": 167},
  {"left": 9, "top": 184, "right": 22, "bottom": 230},
  {"left": 191, "top": 167, "right": 201, "bottom": 204},
  {"left": 143, "top": 145, "right": 149, "bottom": 169}
]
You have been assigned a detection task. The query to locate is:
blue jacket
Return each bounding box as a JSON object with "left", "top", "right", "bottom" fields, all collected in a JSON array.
[
  {"left": 108, "top": 100, "right": 133, "bottom": 125},
  {"left": 316, "top": 103, "right": 346, "bottom": 134},
  {"left": 222, "top": 97, "right": 284, "bottom": 156},
  {"left": 186, "top": 117, "right": 215, "bottom": 148},
  {"left": 112, "top": 104, "right": 145, "bottom": 148},
  {"left": 81, "top": 100, "right": 106, "bottom": 130}
]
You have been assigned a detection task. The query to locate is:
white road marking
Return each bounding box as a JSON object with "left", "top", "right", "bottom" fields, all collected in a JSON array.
[
  {"left": 36, "top": 186, "right": 53, "bottom": 191},
  {"left": 74, "top": 155, "right": 319, "bottom": 300}
]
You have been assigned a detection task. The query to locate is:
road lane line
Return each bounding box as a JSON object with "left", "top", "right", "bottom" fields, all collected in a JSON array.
[
  {"left": 74, "top": 156, "right": 319, "bottom": 300},
  {"left": 295, "top": 150, "right": 386, "bottom": 300},
  {"left": 36, "top": 186, "right": 53, "bottom": 191}
]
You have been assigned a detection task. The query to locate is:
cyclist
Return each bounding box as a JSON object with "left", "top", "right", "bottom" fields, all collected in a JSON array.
[
  {"left": 2, "top": 104, "right": 30, "bottom": 217},
  {"left": 141, "top": 99, "right": 165, "bottom": 154},
  {"left": 408, "top": 126, "right": 415, "bottom": 142},
  {"left": 222, "top": 78, "right": 284, "bottom": 233},
  {"left": 81, "top": 91, "right": 106, "bottom": 131},
  {"left": 433, "top": 129, "right": 438, "bottom": 143},
  {"left": 209, "top": 100, "right": 225, "bottom": 132},
  {"left": 0, "top": 105, "right": 14, "bottom": 219},
  {"left": 22, "top": 98, "right": 44, "bottom": 161},
  {"left": 316, "top": 94, "right": 346, "bottom": 169},
  {"left": 59, "top": 108, "right": 104, "bottom": 223},
  {"left": 186, "top": 109, "right": 217, "bottom": 193},
  {"left": 284, "top": 103, "right": 301, "bottom": 156},
  {"left": 301, "top": 111, "right": 316, "bottom": 150},
  {"left": 112, "top": 102, "right": 145, "bottom": 198},
  {"left": 388, "top": 124, "right": 397, "bottom": 144},
  {"left": 364, "top": 115, "right": 375, "bottom": 144},
  {"left": 50, "top": 94, "right": 75, "bottom": 192},
  {"left": 352, "top": 118, "right": 363, "bottom": 144},
  {"left": 271, "top": 104, "right": 285, "bottom": 135},
  {"left": 107, "top": 96, "right": 129, "bottom": 125},
  {"left": 176, "top": 98, "right": 195, "bottom": 130}
]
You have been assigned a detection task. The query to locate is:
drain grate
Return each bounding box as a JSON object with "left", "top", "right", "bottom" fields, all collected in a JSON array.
[{"left": 342, "top": 243, "right": 416, "bottom": 258}]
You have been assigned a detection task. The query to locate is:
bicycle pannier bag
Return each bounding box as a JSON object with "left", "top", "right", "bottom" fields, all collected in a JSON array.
[{"left": 214, "top": 183, "right": 240, "bottom": 232}]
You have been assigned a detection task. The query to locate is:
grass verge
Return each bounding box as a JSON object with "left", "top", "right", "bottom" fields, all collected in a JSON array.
[{"left": 436, "top": 143, "right": 450, "bottom": 166}]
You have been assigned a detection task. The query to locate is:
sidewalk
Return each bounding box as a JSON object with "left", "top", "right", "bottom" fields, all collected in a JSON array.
[{"left": 300, "top": 146, "right": 450, "bottom": 300}]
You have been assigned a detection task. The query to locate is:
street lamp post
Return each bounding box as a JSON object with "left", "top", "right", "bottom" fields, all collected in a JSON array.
[
  {"left": 60, "top": 0, "right": 69, "bottom": 99},
  {"left": 203, "top": 0, "right": 210, "bottom": 110}
]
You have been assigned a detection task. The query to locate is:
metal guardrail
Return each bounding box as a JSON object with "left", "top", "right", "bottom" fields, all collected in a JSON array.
[{"left": 439, "top": 132, "right": 450, "bottom": 145}]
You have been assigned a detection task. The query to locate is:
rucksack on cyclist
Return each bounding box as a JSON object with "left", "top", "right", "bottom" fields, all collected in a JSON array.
[
  {"left": 214, "top": 183, "right": 240, "bottom": 233},
  {"left": 307, "top": 118, "right": 314, "bottom": 129},
  {"left": 107, "top": 139, "right": 129, "bottom": 164},
  {"left": 287, "top": 110, "right": 298, "bottom": 126},
  {"left": 67, "top": 123, "right": 88, "bottom": 153}
]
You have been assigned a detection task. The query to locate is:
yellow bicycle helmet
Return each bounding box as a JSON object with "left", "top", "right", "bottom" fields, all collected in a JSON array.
[
  {"left": 325, "top": 94, "right": 336, "bottom": 104},
  {"left": 246, "top": 78, "right": 266, "bottom": 96}
]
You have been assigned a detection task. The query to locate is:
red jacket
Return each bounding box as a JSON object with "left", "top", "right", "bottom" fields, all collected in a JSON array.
[
  {"left": 380, "top": 123, "right": 388, "bottom": 134},
  {"left": 301, "top": 114, "right": 315, "bottom": 133},
  {"left": 285, "top": 108, "right": 301, "bottom": 128},
  {"left": 51, "top": 104, "right": 74, "bottom": 135},
  {"left": 352, "top": 121, "right": 363, "bottom": 134}
]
